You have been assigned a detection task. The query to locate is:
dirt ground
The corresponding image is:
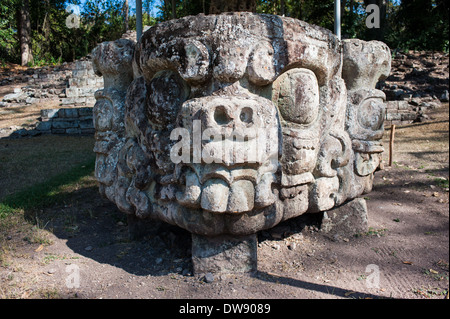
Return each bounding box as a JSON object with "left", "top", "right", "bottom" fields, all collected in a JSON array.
[{"left": 0, "top": 102, "right": 448, "bottom": 301}]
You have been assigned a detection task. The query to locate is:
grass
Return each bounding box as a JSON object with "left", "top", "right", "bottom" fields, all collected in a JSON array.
[
  {"left": 0, "top": 135, "right": 95, "bottom": 200},
  {"left": 355, "top": 227, "right": 388, "bottom": 238},
  {"left": 0, "top": 135, "right": 96, "bottom": 274},
  {"left": 0, "top": 158, "right": 96, "bottom": 267},
  {"left": 0, "top": 159, "right": 96, "bottom": 219},
  {"left": 433, "top": 177, "right": 449, "bottom": 189}
]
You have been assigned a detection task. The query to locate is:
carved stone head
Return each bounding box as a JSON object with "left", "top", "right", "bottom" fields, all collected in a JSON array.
[{"left": 92, "top": 13, "right": 391, "bottom": 237}]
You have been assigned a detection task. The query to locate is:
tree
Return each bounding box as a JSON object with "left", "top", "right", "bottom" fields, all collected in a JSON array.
[
  {"left": 0, "top": 0, "right": 19, "bottom": 63},
  {"left": 18, "top": 0, "right": 33, "bottom": 66},
  {"left": 1, "top": 0, "right": 448, "bottom": 67},
  {"left": 172, "top": 0, "right": 176, "bottom": 18},
  {"left": 386, "top": 0, "right": 449, "bottom": 51},
  {"left": 123, "top": 0, "right": 129, "bottom": 32}
]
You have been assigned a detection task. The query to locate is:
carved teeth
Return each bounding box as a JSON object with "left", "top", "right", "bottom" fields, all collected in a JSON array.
[
  {"left": 176, "top": 169, "right": 202, "bottom": 207},
  {"left": 281, "top": 172, "right": 314, "bottom": 187},
  {"left": 176, "top": 165, "right": 276, "bottom": 213},
  {"left": 227, "top": 180, "right": 255, "bottom": 213},
  {"left": 201, "top": 179, "right": 229, "bottom": 212},
  {"left": 255, "top": 173, "right": 276, "bottom": 207}
]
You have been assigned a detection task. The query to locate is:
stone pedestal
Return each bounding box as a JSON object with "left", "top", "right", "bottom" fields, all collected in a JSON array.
[
  {"left": 321, "top": 197, "right": 368, "bottom": 240},
  {"left": 191, "top": 233, "right": 257, "bottom": 275}
]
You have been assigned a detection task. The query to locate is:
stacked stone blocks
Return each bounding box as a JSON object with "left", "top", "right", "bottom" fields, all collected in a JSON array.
[
  {"left": 384, "top": 100, "right": 418, "bottom": 126},
  {"left": 1, "top": 58, "right": 103, "bottom": 108},
  {"left": 37, "top": 107, "right": 94, "bottom": 135}
]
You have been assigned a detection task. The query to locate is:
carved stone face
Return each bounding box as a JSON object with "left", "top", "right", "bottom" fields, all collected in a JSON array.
[
  {"left": 92, "top": 13, "right": 390, "bottom": 237},
  {"left": 91, "top": 39, "right": 135, "bottom": 198},
  {"left": 342, "top": 39, "right": 391, "bottom": 192}
]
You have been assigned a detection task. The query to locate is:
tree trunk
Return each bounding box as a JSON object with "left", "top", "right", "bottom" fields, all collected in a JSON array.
[
  {"left": 124, "top": 0, "right": 129, "bottom": 31},
  {"left": 171, "top": 0, "right": 176, "bottom": 19},
  {"left": 19, "top": 0, "right": 33, "bottom": 66}
]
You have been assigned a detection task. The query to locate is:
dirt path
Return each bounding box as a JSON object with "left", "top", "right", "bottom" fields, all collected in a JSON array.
[{"left": 0, "top": 105, "right": 448, "bottom": 300}]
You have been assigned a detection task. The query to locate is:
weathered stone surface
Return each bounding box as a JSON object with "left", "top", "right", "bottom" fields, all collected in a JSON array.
[
  {"left": 52, "top": 119, "right": 78, "bottom": 129},
  {"left": 343, "top": 38, "right": 391, "bottom": 198},
  {"left": 2, "top": 92, "right": 26, "bottom": 102},
  {"left": 30, "top": 107, "right": 95, "bottom": 136},
  {"left": 321, "top": 198, "right": 369, "bottom": 240},
  {"left": 342, "top": 39, "right": 391, "bottom": 91},
  {"left": 92, "top": 12, "right": 391, "bottom": 234},
  {"left": 91, "top": 38, "right": 136, "bottom": 204},
  {"left": 35, "top": 120, "right": 52, "bottom": 131},
  {"left": 91, "top": 12, "right": 391, "bottom": 274},
  {"left": 41, "top": 108, "right": 60, "bottom": 119},
  {"left": 66, "top": 128, "right": 81, "bottom": 134},
  {"left": 62, "top": 108, "right": 78, "bottom": 118}
]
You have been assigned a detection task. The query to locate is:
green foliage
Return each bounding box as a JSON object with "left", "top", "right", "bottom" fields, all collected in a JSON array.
[
  {"left": 0, "top": 0, "right": 140, "bottom": 66},
  {"left": 156, "top": 0, "right": 209, "bottom": 21},
  {"left": 0, "top": 158, "right": 95, "bottom": 219},
  {"left": 384, "top": 0, "right": 449, "bottom": 52},
  {"left": 0, "top": 0, "right": 20, "bottom": 63},
  {"left": 258, "top": 0, "right": 335, "bottom": 30},
  {"left": 1, "top": 0, "right": 449, "bottom": 66}
]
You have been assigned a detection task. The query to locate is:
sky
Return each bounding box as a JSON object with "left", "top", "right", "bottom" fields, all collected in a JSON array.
[
  {"left": 128, "top": 0, "right": 162, "bottom": 17},
  {"left": 69, "top": 0, "right": 162, "bottom": 17}
]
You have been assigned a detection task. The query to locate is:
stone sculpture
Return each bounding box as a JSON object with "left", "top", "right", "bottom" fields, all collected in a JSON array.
[{"left": 91, "top": 13, "right": 391, "bottom": 275}]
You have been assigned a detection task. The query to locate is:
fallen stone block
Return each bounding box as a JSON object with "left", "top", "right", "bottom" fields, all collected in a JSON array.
[{"left": 321, "top": 198, "right": 368, "bottom": 241}]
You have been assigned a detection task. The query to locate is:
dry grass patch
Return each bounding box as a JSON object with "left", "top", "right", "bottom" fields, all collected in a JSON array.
[{"left": 0, "top": 135, "right": 95, "bottom": 200}]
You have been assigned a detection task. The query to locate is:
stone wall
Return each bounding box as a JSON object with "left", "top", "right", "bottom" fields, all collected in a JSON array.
[
  {"left": 5, "top": 106, "right": 94, "bottom": 138},
  {"left": 383, "top": 97, "right": 444, "bottom": 126},
  {"left": 0, "top": 57, "right": 102, "bottom": 108},
  {"left": 384, "top": 100, "right": 419, "bottom": 126},
  {"left": 381, "top": 50, "right": 449, "bottom": 126},
  {"left": 61, "top": 60, "right": 102, "bottom": 106},
  {"left": 36, "top": 107, "right": 94, "bottom": 135}
]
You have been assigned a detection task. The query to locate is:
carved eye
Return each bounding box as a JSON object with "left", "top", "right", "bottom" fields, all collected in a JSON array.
[
  {"left": 178, "top": 40, "right": 211, "bottom": 84},
  {"left": 273, "top": 68, "right": 320, "bottom": 126},
  {"left": 358, "top": 98, "right": 385, "bottom": 131},
  {"left": 147, "top": 70, "right": 189, "bottom": 126}
]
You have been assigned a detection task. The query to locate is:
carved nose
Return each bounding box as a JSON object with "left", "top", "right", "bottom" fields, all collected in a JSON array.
[
  {"left": 213, "top": 105, "right": 233, "bottom": 126},
  {"left": 212, "top": 104, "right": 254, "bottom": 127}
]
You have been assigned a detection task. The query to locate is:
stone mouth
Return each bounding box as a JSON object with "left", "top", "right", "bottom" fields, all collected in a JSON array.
[{"left": 174, "top": 161, "right": 278, "bottom": 213}]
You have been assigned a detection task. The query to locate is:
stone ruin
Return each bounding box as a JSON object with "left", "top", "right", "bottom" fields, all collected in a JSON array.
[
  {"left": 91, "top": 13, "right": 391, "bottom": 275},
  {"left": 0, "top": 58, "right": 102, "bottom": 138},
  {"left": 0, "top": 58, "right": 102, "bottom": 108}
]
